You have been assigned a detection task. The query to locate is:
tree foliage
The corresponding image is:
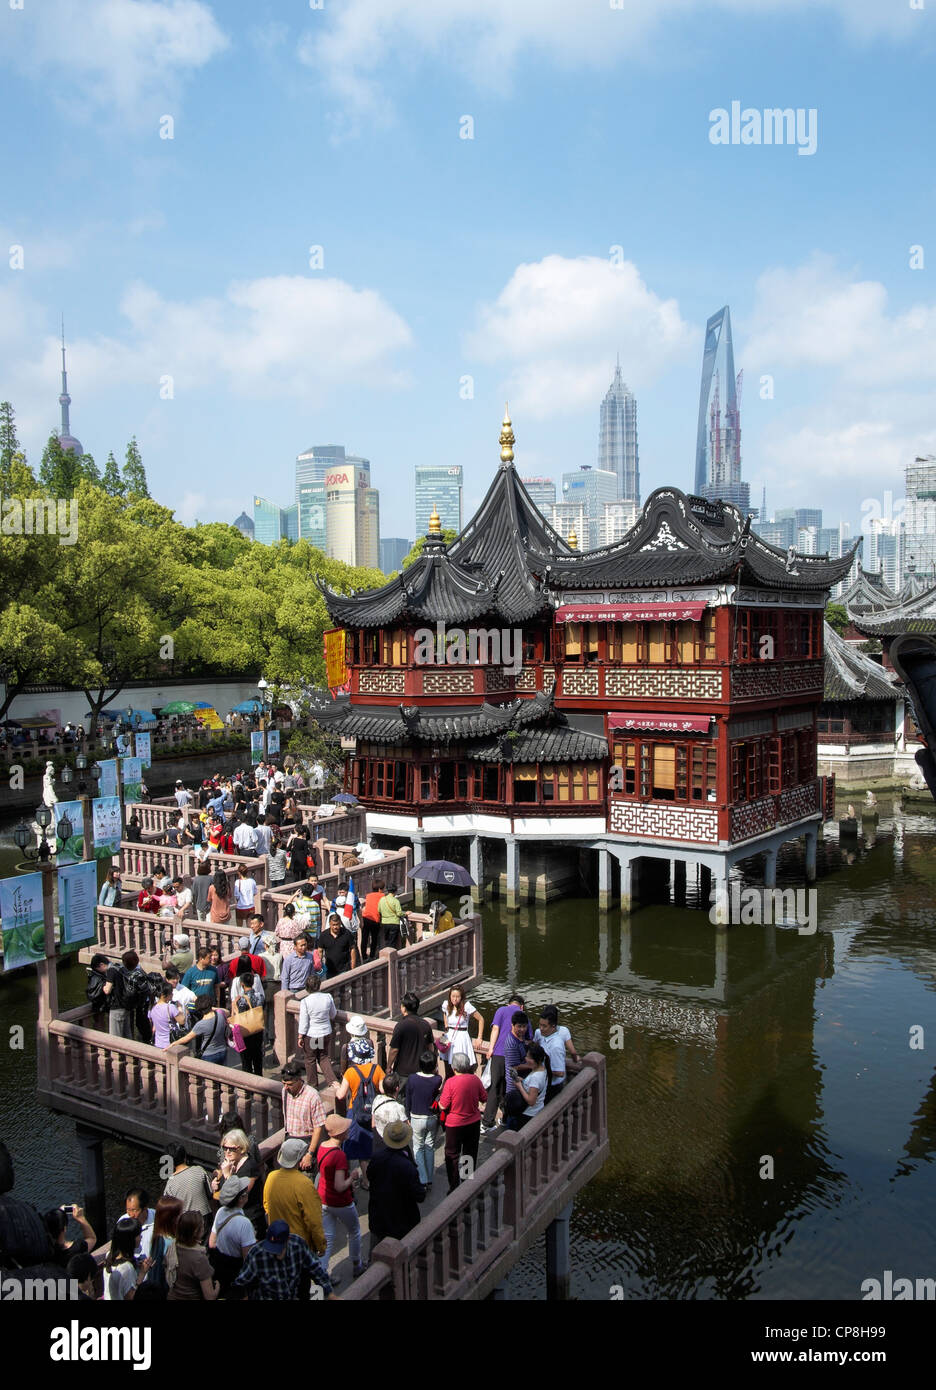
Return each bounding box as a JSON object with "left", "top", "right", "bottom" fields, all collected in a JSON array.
[
  {"left": 0, "top": 406, "right": 387, "bottom": 722},
  {"left": 123, "top": 436, "right": 149, "bottom": 498},
  {"left": 825, "top": 602, "right": 848, "bottom": 636}
]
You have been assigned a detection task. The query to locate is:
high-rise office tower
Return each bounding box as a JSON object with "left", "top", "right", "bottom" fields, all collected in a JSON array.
[
  {"left": 414, "top": 465, "right": 463, "bottom": 537},
  {"left": 521, "top": 477, "right": 557, "bottom": 520},
  {"left": 901, "top": 457, "right": 936, "bottom": 583},
  {"left": 560, "top": 466, "right": 619, "bottom": 550},
  {"left": 551, "top": 501, "right": 586, "bottom": 548},
  {"left": 324, "top": 464, "right": 380, "bottom": 569},
  {"left": 598, "top": 358, "right": 639, "bottom": 504},
  {"left": 296, "top": 446, "right": 370, "bottom": 540},
  {"left": 253, "top": 496, "right": 285, "bottom": 545},
  {"left": 601, "top": 499, "right": 639, "bottom": 547},
  {"left": 694, "top": 306, "right": 750, "bottom": 513},
  {"left": 380, "top": 537, "right": 411, "bottom": 573}
]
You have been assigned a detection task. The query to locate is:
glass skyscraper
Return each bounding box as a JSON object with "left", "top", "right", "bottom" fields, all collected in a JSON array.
[
  {"left": 414, "top": 465, "right": 463, "bottom": 537},
  {"left": 694, "top": 306, "right": 750, "bottom": 513},
  {"left": 380, "top": 537, "right": 411, "bottom": 573},
  {"left": 560, "top": 467, "right": 619, "bottom": 550},
  {"left": 521, "top": 477, "right": 557, "bottom": 520},
  {"left": 253, "top": 496, "right": 285, "bottom": 545},
  {"left": 598, "top": 360, "right": 639, "bottom": 504}
]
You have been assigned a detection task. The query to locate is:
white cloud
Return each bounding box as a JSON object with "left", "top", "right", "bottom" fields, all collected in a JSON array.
[
  {"left": 465, "top": 254, "right": 695, "bottom": 418},
  {"left": 298, "top": 0, "right": 919, "bottom": 118},
  {"left": 742, "top": 255, "right": 936, "bottom": 385},
  {"left": 0, "top": 274, "right": 413, "bottom": 458},
  {"left": 1, "top": 0, "right": 229, "bottom": 122}
]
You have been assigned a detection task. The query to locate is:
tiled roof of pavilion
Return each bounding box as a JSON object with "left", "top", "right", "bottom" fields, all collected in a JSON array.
[
  {"left": 823, "top": 623, "right": 897, "bottom": 702},
  {"left": 319, "top": 417, "right": 858, "bottom": 628},
  {"left": 548, "top": 488, "right": 858, "bottom": 592},
  {"left": 840, "top": 567, "right": 896, "bottom": 613},
  {"left": 846, "top": 573, "right": 936, "bottom": 637},
  {"left": 317, "top": 680, "right": 608, "bottom": 760},
  {"left": 317, "top": 684, "right": 558, "bottom": 743}
]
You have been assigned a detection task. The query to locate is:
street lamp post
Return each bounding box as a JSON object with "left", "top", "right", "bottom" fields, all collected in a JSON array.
[
  {"left": 258, "top": 678, "right": 269, "bottom": 759},
  {"left": 13, "top": 810, "right": 60, "bottom": 1030}
]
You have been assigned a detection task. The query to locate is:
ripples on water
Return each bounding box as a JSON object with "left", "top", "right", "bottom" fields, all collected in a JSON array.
[{"left": 2, "top": 803, "right": 935, "bottom": 1297}]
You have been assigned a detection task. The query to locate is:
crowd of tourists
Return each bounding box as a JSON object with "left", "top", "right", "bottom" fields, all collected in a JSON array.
[{"left": 44, "top": 977, "right": 580, "bottom": 1300}]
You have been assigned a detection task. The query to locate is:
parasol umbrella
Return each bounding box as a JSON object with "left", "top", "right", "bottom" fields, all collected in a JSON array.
[
  {"left": 332, "top": 793, "right": 359, "bottom": 805},
  {"left": 159, "top": 701, "right": 197, "bottom": 715},
  {"left": 191, "top": 702, "right": 213, "bottom": 709},
  {"left": 407, "top": 859, "right": 475, "bottom": 888},
  {"left": 232, "top": 699, "right": 262, "bottom": 713},
  {"left": 128, "top": 709, "right": 157, "bottom": 724}
]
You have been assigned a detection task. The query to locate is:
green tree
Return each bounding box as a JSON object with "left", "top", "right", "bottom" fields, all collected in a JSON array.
[
  {"left": 101, "top": 450, "right": 123, "bottom": 496},
  {"left": 39, "top": 432, "right": 84, "bottom": 497},
  {"left": 0, "top": 603, "right": 98, "bottom": 720},
  {"left": 123, "top": 436, "right": 149, "bottom": 498},
  {"left": 825, "top": 602, "right": 848, "bottom": 636},
  {"left": 51, "top": 483, "right": 177, "bottom": 725},
  {"left": 0, "top": 401, "right": 22, "bottom": 492},
  {"left": 401, "top": 529, "right": 457, "bottom": 567}
]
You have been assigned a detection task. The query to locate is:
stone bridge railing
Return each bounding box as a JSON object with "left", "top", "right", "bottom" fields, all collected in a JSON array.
[
  {"left": 273, "top": 917, "right": 482, "bottom": 1063},
  {"left": 344, "top": 1053, "right": 609, "bottom": 1300}
]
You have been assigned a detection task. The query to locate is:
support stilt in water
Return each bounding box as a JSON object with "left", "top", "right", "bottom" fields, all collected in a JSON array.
[{"left": 545, "top": 1201, "right": 573, "bottom": 1300}]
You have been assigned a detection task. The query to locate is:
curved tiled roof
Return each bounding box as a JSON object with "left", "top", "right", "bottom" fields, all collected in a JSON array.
[
  {"left": 318, "top": 684, "right": 557, "bottom": 744},
  {"left": 320, "top": 442, "right": 857, "bottom": 629},
  {"left": 823, "top": 623, "right": 897, "bottom": 702}
]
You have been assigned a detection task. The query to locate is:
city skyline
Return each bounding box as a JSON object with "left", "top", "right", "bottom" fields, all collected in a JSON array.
[{"left": 2, "top": 0, "right": 933, "bottom": 547}]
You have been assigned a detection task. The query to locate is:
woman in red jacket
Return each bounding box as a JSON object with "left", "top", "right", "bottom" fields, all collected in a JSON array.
[{"left": 437, "top": 1054, "right": 487, "bottom": 1194}]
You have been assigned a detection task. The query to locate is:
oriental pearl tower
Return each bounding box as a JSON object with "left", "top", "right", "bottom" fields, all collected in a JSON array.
[{"left": 57, "top": 318, "right": 83, "bottom": 456}]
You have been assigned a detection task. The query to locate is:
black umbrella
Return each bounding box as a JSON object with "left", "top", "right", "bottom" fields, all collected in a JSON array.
[{"left": 407, "top": 859, "right": 475, "bottom": 888}]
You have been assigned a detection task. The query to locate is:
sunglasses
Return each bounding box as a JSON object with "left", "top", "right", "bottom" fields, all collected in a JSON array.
[{"left": 222, "top": 1145, "right": 241, "bottom": 1152}]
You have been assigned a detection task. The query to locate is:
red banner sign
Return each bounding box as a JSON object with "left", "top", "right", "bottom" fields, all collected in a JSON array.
[
  {"left": 608, "top": 713, "right": 713, "bottom": 734},
  {"left": 555, "top": 602, "right": 707, "bottom": 624}
]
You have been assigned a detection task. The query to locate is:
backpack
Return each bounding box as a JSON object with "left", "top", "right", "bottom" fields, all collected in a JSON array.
[
  {"left": 350, "top": 1064, "right": 378, "bottom": 1131},
  {"left": 86, "top": 969, "right": 107, "bottom": 1011},
  {"left": 123, "top": 966, "right": 154, "bottom": 1010}
]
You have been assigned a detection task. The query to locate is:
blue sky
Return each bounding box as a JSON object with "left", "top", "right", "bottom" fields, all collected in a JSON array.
[{"left": 1, "top": 0, "right": 933, "bottom": 544}]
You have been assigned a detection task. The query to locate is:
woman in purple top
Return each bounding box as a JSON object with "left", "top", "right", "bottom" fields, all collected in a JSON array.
[
  {"left": 148, "top": 979, "right": 183, "bottom": 1050},
  {"left": 481, "top": 995, "right": 530, "bottom": 1130}
]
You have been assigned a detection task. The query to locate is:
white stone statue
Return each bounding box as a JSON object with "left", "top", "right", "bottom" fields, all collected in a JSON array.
[{"left": 42, "top": 761, "right": 58, "bottom": 810}]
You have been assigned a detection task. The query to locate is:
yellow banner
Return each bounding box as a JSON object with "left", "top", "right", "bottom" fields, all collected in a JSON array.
[{"left": 324, "top": 628, "right": 350, "bottom": 694}]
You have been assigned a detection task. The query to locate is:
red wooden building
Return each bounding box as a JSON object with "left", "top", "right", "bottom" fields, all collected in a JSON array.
[{"left": 320, "top": 414, "right": 856, "bottom": 912}]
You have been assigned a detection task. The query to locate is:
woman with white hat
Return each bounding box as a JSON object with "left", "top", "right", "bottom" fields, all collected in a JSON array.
[{"left": 332, "top": 1017, "right": 385, "bottom": 1190}]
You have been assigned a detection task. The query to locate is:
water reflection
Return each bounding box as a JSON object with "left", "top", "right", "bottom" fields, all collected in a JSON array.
[{"left": 2, "top": 798, "right": 935, "bottom": 1298}]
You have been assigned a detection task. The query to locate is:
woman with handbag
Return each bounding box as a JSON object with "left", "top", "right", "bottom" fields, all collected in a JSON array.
[
  {"left": 147, "top": 979, "right": 183, "bottom": 1050},
  {"left": 230, "top": 968, "right": 265, "bottom": 1075},
  {"left": 210, "top": 1129, "right": 263, "bottom": 1237},
  {"left": 441, "top": 986, "right": 485, "bottom": 1080}
]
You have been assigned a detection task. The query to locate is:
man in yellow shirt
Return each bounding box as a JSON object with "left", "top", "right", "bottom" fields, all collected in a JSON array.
[
  {"left": 378, "top": 882, "right": 404, "bottom": 949},
  {"left": 263, "top": 1139, "right": 326, "bottom": 1256}
]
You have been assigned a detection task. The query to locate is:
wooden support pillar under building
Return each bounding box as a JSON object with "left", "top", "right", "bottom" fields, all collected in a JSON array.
[
  {"left": 805, "top": 825, "right": 818, "bottom": 883},
  {"left": 597, "top": 847, "right": 611, "bottom": 911},
  {"left": 616, "top": 853, "right": 634, "bottom": 916},
  {"left": 545, "top": 1200, "right": 574, "bottom": 1300},
  {"left": 505, "top": 836, "right": 520, "bottom": 912},
  {"left": 763, "top": 846, "right": 778, "bottom": 889},
  {"left": 469, "top": 836, "right": 484, "bottom": 903},
  {"left": 75, "top": 1125, "right": 106, "bottom": 1244},
  {"left": 412, "top": 834, "right": 428, "bottom": 908},
  {"left": 672, "top": 858, "right": 687, "bottom": 905}
]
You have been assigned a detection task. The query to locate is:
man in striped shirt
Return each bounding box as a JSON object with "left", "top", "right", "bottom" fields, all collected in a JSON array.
[{"left": 281, "top": 1061, "right": 325, "bottom": 1171}]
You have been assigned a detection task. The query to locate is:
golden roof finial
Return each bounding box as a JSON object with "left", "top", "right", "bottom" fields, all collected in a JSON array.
[
  {"left": 499, "top": 403, "right": 514, "bottom": 466},
  {"left": 567, "top": 524, "right": 578, "bottom": 550},
  {"left": 428, "top": 504, "right": 442, "bottom": 536}
]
